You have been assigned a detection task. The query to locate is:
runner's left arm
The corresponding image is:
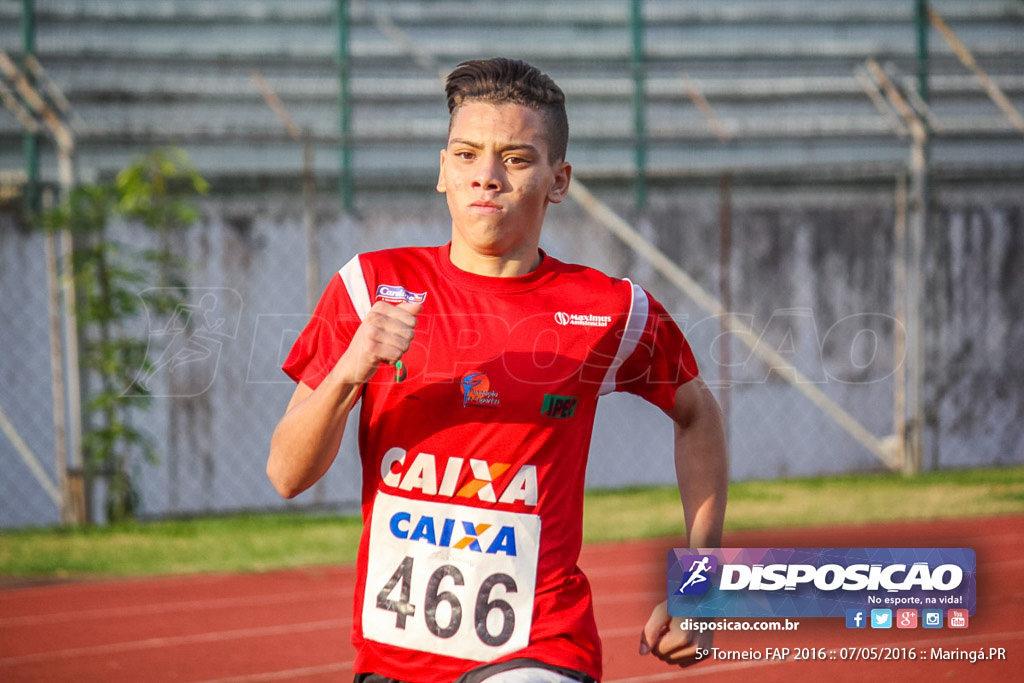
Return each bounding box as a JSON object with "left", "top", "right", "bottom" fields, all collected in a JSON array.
[{"left": 640, "top": 376, "right": 729, "bottom": 665}]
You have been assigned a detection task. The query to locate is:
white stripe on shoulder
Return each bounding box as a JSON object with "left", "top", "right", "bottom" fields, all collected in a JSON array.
[
  {"left": 599, "top": 280, "right": 649, "bottom": 396},
  {"left": 338, "top": 254, "right": 372, "bottom": 321}
]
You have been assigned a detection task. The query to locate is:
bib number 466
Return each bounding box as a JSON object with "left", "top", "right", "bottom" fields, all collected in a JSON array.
[
  {"left": 363, "top": 494, "right": 539, "bottom": 660},
  {"left": 376, "top": 555, "right": 517, "bottom": 647}
]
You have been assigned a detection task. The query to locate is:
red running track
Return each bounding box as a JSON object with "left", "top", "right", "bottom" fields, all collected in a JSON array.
[{"left": 1, "top": 516, "right": 1021, "bottom": 682}]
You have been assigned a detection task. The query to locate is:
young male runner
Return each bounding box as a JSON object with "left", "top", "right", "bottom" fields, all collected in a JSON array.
[{"left": 268, "top": 57, "right": 728, "bottom": 682}]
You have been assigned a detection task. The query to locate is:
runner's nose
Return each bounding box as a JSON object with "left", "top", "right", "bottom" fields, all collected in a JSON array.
[{"left": 472, "top": 155, "right": 503, "bottom": 192}]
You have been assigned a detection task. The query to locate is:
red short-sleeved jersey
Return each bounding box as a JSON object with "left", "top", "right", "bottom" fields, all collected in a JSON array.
[{"left": 282, "top": 244, "right": 698, "bottom": 682}]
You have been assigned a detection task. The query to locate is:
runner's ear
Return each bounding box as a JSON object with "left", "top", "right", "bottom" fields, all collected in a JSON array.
[{"left": 437, "top": 149, "right": 448, "bottom": 193}]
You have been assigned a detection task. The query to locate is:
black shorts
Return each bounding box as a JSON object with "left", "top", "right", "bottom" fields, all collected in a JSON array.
[{"left": 354, "top": 658, "right": 598, "bottom": 683}]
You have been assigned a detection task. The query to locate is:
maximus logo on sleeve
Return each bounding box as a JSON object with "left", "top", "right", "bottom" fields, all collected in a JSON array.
[{"left": 554, "top": 311, "right": 611, "bottom": 328}]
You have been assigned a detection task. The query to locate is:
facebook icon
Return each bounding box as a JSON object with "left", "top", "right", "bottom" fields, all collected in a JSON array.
[{"left": 846, "top": 609, "right": 867, "bottom": 629}]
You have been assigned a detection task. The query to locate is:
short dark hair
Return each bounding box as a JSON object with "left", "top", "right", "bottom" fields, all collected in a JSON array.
[{"left": 445, "top": 57, "right": 569, "bottom": 163}]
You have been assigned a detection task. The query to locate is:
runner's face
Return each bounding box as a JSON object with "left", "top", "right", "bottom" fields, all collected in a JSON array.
[{"left": 437, "top": 102, "right": 571, "bottom": 265}]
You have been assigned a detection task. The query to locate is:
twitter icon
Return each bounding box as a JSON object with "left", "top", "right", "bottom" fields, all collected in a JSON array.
[{"left": 870, "top": 609, "right": 893, "bottom": 629}]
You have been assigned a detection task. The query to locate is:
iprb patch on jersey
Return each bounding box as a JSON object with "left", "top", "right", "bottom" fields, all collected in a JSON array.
[
  {"left": 363, "top": 493, "right": 540, "bottom": 661},
  {"left": 376, "top": 284, "right": 427, "bottom": 305}
]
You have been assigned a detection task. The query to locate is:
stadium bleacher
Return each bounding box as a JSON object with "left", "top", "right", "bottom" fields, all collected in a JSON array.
[{"left": 2, "top": 0, "right": 1022, "bottom": 197}]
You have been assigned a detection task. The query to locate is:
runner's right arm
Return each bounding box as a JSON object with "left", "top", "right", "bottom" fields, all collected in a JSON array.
[{"left": 267, "top": 301, "right": 421, "bottom": 498}]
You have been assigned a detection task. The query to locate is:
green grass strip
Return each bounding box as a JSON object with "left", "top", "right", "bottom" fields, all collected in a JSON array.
[
  {"left": 0, "top": 514, "right": 365, "bottom": 580},
  {"left": 583, "top": 465, "right": 1024, "bottom": 543}
]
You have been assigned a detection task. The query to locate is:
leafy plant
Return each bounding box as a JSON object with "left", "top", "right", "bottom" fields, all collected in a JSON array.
[{"left": 39, "top": 148, "right": 208, "bottom": 523}]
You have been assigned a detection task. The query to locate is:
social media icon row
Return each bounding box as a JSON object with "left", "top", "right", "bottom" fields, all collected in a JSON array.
[{"left": 845, "top": 608, "right": 968, "bottom": 629}]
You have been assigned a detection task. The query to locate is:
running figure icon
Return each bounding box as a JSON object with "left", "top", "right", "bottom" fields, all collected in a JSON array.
[{"left": 678, "top": 557, "right": 713, "bottom": 594}]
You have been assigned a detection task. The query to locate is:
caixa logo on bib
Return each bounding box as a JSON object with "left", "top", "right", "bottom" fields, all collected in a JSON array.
[
  {"left": 667, "top": 548, "right": 976, "bottom": 619},
  {"left": 389, "top": 511, "right": 518, "bottom": 556}
]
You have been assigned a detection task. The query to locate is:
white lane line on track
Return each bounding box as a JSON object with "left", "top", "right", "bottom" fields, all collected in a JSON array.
[
  {"left": 0, "top": 618, "right": 351, "bottom": 667},
  {"left": 603, "top": 629, "right": 1024, "bottom": 682},
  {"left": 0, "top": 589, "right": 348, "bottom": 627}
]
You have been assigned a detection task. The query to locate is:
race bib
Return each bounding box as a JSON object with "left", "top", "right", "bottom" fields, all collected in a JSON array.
[{"left": 362, "top": 492, "right": 541, "bottom": 661}]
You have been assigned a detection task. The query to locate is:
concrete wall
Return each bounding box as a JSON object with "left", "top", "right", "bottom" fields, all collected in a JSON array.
[{"left": 2, "top": 182, "right": 1021, "bottom": 527}]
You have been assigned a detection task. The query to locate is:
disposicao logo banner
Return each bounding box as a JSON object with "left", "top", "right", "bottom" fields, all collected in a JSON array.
[{"left": 667, "top": 548, "right": 976, "bottom": 618}]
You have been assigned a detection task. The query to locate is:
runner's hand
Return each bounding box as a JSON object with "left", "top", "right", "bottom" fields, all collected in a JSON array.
[
  {"left": 639, "top": 600, "right": 713, "bottom": 667},
  {"left": 335, "top": 301, "right": 421, "bottom": 385}
]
